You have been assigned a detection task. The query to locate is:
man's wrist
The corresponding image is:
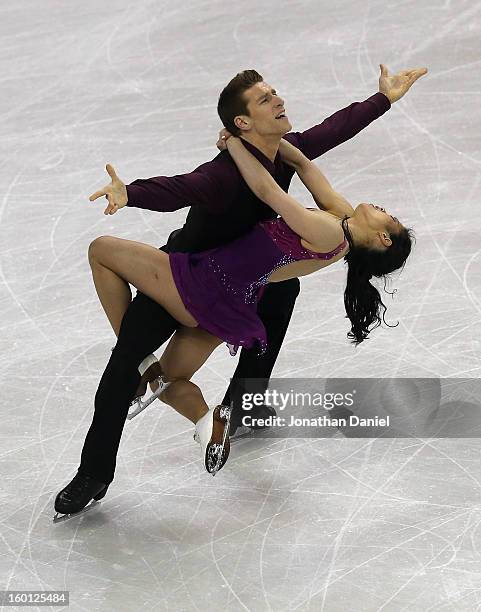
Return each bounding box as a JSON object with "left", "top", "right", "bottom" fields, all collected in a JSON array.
[
  {"left": 371, "top": 91, "right": 392, "bottom": 112},
  {"left": 125, "top": 184, "right": 135, "bottom": 207},
  {"left": 378, "top": 90, "right": 394, "bottom": 105}
]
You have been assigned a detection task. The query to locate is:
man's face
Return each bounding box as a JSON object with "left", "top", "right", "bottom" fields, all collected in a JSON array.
[{"left": 237, "top": 81, "right": 292, "bottom": 137}]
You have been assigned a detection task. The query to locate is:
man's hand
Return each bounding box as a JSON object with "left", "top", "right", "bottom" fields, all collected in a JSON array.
[
  {"left": 89, "top": 164, "right": 128, "bottom": 215},
  {"left": 378, "top": 64, "right": 428, "bottom": 104}
]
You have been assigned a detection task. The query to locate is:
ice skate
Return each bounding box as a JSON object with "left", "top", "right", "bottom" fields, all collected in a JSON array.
[
  {"left": 53, "top": 500, "right": 102, "bottom": 523},
  {"left": 193, "top": 404, "right": 231, "bottom": 476},
  {"left": 229, "top": 423, "right": 252, "bottom": 440},
  {"left": 127, "top": 356, "right": 171, "bottom": 420},
  {"left": 53, "top": 473, "right": 108, "bottom": 523},
  {"left": 229, "top": 404, "right": 278, "bottom": 440}
]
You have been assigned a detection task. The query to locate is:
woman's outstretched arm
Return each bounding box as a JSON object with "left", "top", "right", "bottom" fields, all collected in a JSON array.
[
  {"left": 225, "top": 136, "right": 344, "bottom": 251},
  {"left": 278, "top": 138, "right": 355, "bottom": 218}
]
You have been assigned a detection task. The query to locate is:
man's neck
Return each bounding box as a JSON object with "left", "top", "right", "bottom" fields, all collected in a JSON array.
[{"left": 240, "top": 133, "right": 281, "bottom": 162}]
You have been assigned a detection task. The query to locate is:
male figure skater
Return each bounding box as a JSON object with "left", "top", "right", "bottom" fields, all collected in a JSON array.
[{"left": 55, "top": 64, "right": 427, "bottom": 517}]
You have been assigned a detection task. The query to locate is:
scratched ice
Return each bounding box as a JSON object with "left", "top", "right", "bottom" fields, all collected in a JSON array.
[{"left": 1, "top": 1, "right": 481, "bottom": 610}]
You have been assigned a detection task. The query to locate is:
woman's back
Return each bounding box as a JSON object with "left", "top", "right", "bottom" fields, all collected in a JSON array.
[{"left": 262, "top": 212, "right": 348, "bottom": 283}]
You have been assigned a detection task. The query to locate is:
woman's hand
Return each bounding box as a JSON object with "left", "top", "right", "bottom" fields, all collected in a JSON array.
[
  {"left": 89, "top": 164, "right": 128, "bottom": 215},
  {"left": 216, "top": 128, "right": 234, "bottom": 151}
]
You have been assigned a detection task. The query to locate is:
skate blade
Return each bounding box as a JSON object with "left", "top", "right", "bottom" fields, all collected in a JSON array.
[
  {"left": 53, "top": 500, "right": 100, "bottom": 523},
  {"left": 229, "top": 425, "right": 254, "bottom": 441},
  {"left": 127, "top": 378, "right": 170, "bottom": 420},
  {"left": 209, "top": 404, "right": 232, "bottom": 477}
]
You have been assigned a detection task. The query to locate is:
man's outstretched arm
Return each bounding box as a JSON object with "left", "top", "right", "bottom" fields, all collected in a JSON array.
[
  {"left": 125, "top": 158, "right": 239, "bottom": 213},
  {"left": 286, "top": 64, "right": 428, "bottom": 160},
  {"left": 89, "top": 155, "right": 239, "bottom": 215}
]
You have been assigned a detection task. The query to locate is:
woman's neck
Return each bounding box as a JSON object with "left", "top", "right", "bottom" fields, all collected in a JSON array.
[{"left": 342, "top": 216, "right": 366, "bottom": 250}]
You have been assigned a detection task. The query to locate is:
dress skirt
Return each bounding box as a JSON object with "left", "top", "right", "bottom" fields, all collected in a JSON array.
[{"left": 169, "top": 250, "right": 268, "bottom": 355}]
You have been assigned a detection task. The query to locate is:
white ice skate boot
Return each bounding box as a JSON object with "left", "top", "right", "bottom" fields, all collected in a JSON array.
[
  {"left": 127, "top": 354, "right": 170, "bottom": 420},
  {"left": 193, "top": 404, "right": 232, "bottom": 476}
]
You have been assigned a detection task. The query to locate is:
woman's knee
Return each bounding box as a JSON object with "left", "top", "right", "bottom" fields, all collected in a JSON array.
[
  {"left": 88, "top": 235, "right": 114, "bottom": 265},
  {"left": 158, "top": 357, "right": 193, "bottom": 383}
]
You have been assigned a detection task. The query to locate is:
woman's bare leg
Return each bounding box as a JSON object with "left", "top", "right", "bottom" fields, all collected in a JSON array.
[
  {"left": 158, "top": 327, "right": 230, "bottom": 476},
  {"left": 87, "top": 235, "right": 224, "bottom": 423},
  {"left": 88, "top": 235, "right": 197, "bottom": 336},
  {"left": 161, "top": 380, "right": 209, "bottom": 424},
  {"left": 157, "top": 327, "right": 223, "bottom": 423},
  {"left": 88, "top": 243, "right": 131, "bottom": 336}
]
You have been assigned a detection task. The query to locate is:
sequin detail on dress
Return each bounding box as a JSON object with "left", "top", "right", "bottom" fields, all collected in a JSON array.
[{"left": 259, "top": 216, "right": 348, "bottom": 260}]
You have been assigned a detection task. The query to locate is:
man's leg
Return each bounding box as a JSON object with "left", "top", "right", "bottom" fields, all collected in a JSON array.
[
  {"left": 78, "top": 290, "right": 179, "bottom": 484},
  {"left": 222, "top": 278, "right": 300, "bottom": 431}
]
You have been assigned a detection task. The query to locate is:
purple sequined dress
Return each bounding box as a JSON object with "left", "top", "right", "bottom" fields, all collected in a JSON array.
[{"left": 169, "top": 215, "right": 347, "bottom": 355}]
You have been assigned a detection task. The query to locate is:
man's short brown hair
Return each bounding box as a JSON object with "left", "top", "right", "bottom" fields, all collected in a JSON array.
[{"left": 217, "top": 70, "right": 263, "bottom": 137}]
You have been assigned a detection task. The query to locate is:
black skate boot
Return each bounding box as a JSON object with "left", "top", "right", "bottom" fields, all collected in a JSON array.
[
  {"left": 229, "top": 404, "right": 277, "bottom": 439},
  {"left": 54, "top": 473, "right": 108, "bottom": 522}
]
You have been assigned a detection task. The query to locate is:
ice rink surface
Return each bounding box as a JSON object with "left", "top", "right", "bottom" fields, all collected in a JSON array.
[{"left": 1, "top": 0, "right": 481, "bottom": 610}]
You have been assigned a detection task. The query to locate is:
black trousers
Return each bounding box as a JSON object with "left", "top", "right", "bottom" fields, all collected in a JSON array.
[{"left": 79, "top": 266, "right": 300, "bottom": 484}]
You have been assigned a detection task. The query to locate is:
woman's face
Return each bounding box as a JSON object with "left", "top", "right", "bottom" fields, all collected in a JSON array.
[
  {"left": 354, "top": 202, "right": 401, "bottom": 230},
  {"left": 352, "top": 203, "right": 403, "bottom": 247}
]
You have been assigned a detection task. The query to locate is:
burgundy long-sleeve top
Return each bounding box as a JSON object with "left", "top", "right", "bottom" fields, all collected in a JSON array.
[{"left": 126, "top": 92, "right": 390, "bottom": 253}]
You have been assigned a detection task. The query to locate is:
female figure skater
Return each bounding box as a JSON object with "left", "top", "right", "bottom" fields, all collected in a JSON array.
[{"left": 85, "top": 132, "right": 414, "bottom": 477}]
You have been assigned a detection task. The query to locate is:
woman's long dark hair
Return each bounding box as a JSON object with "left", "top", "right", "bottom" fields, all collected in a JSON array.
[{"left": 341, "top": 215, "right": 415, "bottom": 345}]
